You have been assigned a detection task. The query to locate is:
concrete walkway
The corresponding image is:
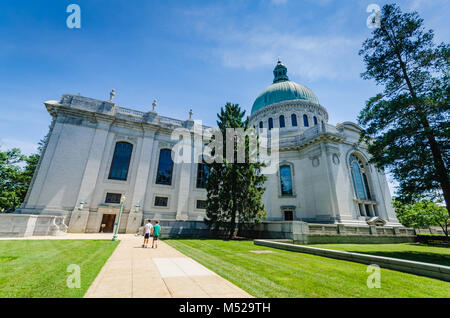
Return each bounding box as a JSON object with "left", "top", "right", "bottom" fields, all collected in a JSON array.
[{"left": 80, "top": 234, "right": 252, "bottom": 298}]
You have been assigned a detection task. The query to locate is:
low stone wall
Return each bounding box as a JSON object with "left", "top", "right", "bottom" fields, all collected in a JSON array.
[
  {"left": 159, "top": 220, "right": 215, "bottom": 238},
  {"left": 0, "top": 214, "right": 68, "bottom": 237},
  {"left": 254, "top": 240, "right": 450, "bottom": 282},
  {"left": 247, "top": 221, "right": 416, "bottom": 244}
]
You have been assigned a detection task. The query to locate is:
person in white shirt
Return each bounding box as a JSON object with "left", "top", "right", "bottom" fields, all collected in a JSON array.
[{"left": 142, "top": 220, "right": 153, "bottom": 248}]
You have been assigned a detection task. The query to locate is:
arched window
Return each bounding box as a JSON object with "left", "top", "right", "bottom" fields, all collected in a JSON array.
[
  {"left": 349, "top": 155, "right": 372, "bottom": 200},
  {"left": 196, "top": 162, "right": 210, "bottom": 189},
  {"left": 303, "top": 115, "right": 309, "bottom": 127},
  {"left": 313, "top": 116, "right": 318, "bottom": 126},
  {"left": 268, "top": 118, "right": 273, "bottom": 130},
  {"left": 279, "top": 115, "right": 285, "bottom": 128},
  {"left": 108, "top": 142, "right": 133, "bottom": 181},
  {"left": 259, "top": 121, "right": 263, "bottom": 129},
  {"left": 280, "top": 165, "right": 293, "bottom": 196},
  {"left": 156, "top": 149, "right": 174, "bottom": 185},
  {"left": 291, "top": 114, "right": 298, "bottom": 127}
]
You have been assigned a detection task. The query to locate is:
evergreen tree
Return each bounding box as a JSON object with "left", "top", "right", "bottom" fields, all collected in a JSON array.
[
  {"left": 358, "top": 4, "right": 449, "bottom": 215},
  {"left": 204, "top": 103, "right": 266, "bottom": 239}
]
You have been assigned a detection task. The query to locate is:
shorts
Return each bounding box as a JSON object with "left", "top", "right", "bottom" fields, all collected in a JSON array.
[
  {"left": 144, "top": 233, "right": 150, "bottom": 239},
  {"left": 153, "top": 235, "right": 159, "bottom": 240}
]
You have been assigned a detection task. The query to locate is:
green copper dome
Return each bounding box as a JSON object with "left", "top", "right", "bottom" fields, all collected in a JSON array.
[{"left": 251, "top": 60, "right": 319, "bottom": 114}]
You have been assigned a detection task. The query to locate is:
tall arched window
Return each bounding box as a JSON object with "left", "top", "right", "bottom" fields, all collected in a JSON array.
[
  {"left": 156, "top": 149, "right": 174, "bottom": 185},
  {"left": 279, "top": 115, "right": 285, "bottom": 128},
  {"left": 291, "top": 114, "right": 298, "bottom": 127},
  {"left": 196, "top": 162, "right": 210, "bottom": 189},
  {"left": 303, "top": 115, "right": 309, "bottom": 127},
  {"left": 259, "top": 121, "right": 263, "bottom": 129},
  {"left": 349, "top": 155, "right": 372, "bottom": 200},
  {"left": 280, "top": 165, "right": 293, "bottom": 196},
  {"left": 108, "top": 142, "right": 133, "bottom": 181},
  {"left": 268, "top": 118, "right": 274, "bottom": 130},
  {"left": 313, "top": 116, "right": 318, "bottom": 126}
]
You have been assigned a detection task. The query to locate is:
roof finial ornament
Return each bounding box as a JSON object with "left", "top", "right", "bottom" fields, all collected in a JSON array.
[
  {"left": 109, "top": 89, "right": 115, "bottom": 103},
  {"left": 188, "top": 108, "right": 193, "bottom": 120},
  {"left": 152, "top": 99, "right": 157, "bottom": 112}
]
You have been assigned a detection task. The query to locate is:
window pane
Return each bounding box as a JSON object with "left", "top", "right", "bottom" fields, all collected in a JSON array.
[
  {"left": 280, "top": 165, "right": 293, "bottom": 196},
  {"left": 303, "top": 115, "right": 309, "bottom": 127},
  {"left": 196, "top": 200, "right": 207, "bottom": 209},
  {"left": 268, "top": 118, "right": 273, "bottom": 130},
  {"left": 156, "top": 149, "right": 174, "bottom": 185},
  {"left": 350, "top": 155, "right": 367, "bottom": 200},
  {"left": 291, "top": 114, "right": 298, "bottom": 127},
  {"left": 105, "top": 193, "right": 121, "bottom": 204},
  {"left": 154, "top": 196, "right": 168, "bottom": 207},
  {"left": 259, "top": 121, "right": 263, "bottom": 129},
  {"left": 196, "top": 163, "right": 209, "bottom": 189},
  {"left": 284, "top": 210, "right": 294, "bottom": 221},
  {"left": 108, "top": 142, "right": 133, "bottom": 181},
  {"left": 363, "top": 173, "right": 372, "bottom": 200},
  {"left": 279, "top": 115, "right": 285, "bottom": 128},
  {"left": 313, "top": 116, "right": 318, "bottom": 126}
]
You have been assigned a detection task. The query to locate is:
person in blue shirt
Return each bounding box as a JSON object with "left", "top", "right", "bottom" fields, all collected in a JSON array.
[{"left": 152, "top": 220, "right": 161, "bottom": 249}]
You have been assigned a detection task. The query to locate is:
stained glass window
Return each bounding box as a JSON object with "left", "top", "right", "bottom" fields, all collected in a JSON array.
[
  {"left": 156, "top": 149, "right": 174, "bottom": 185},
  {"left": 291, "top": 114, "right": 298, "bottom": 127},
  {"left": 196, "top": 163, "right": 210, "bottom": 189},
  {"left": 108, "top": 142, "right": 133, "bottom": 181},
  {"left": 279, "top": 115, "right": 285, "bottom": 128},
  {"left": 303, "top": 115, "right": 309, "bottom": 127},
  {"left": 349, "top": 155, "right": 372, "bottom": 200},
  {"left": 280, "top": 165, "right": 293, "bottom": 196}
]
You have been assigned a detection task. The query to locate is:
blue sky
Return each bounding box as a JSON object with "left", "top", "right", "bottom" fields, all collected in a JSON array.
[{"left": 0, "top": 0, "right": 448, "bottom": 161}]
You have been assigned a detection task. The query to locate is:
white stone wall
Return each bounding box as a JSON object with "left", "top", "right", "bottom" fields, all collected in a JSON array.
[{"left": 19, "top": 94, "right": 399, "bottom": 233}]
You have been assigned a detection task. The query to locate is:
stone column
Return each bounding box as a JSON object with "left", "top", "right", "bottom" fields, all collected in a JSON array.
[
  {"left": 175, "top": 132, "right": 194, "bottom": 221},
  {"left": 126, "top": 129, "right": 155, "bottom": 232},
  {"left": 68, "top": 120, "right": 112, "bottom": 233}
]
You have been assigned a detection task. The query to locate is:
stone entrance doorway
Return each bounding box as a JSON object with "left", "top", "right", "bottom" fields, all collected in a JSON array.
[{"left": 100, "top": 214, "right": 116, "bottom": 233}]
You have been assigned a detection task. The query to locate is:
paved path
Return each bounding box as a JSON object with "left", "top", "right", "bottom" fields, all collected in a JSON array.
[
  {"left": 2, "top": 233, "right": 251, "bottom": 298},
  {"left": 84, "top": 234, "right": 251, "bottom": 298},
  {"left": 81, "top": 234, "right": 251, "bottom": 298}
]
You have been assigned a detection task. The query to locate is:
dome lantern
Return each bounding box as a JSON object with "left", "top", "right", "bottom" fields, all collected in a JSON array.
[
  {"left": 273, "top": 59, "right": 289, "bottom": 83},
  {"left": 251, "top": 60, "right": 320, "bottom": 114}
]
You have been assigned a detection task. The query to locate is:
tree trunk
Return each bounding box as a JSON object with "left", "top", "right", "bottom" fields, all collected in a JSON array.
[{"left": 385, "top": 24, "right": 450, "bottom": 217}]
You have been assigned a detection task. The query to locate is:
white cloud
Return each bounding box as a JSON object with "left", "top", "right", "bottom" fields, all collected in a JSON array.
[
  {"left": 0, "top": 138, "right": 38, "bottom": 156},
  {"left": 210, "top": 27, "right": 363, "bottom": 81},
  {"left": 181, "top": 4, "right": 363, "bottom": 82}
]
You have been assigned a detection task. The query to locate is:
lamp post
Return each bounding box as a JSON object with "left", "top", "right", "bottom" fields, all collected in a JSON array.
[{"left": 112, "top": 195, "right": 126, "bottom": 241}]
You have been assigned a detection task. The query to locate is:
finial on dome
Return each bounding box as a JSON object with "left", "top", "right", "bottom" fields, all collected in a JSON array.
[
  {"left": 152, "top": 99, "right": 157, "bottom": 112},
  {"left": 273, "top": 59, "right": 289, "bottom": 83}
]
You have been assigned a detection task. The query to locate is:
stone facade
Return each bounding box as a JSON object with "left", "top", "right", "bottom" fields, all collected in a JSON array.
[{"left": 17, "top": 62, "right": 401, "bottom": 234}]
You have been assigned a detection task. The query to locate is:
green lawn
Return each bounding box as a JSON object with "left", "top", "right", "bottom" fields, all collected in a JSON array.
[
  {"left": 0, "top": 240, "right": 118, "bottom": 298},
  {"left": 308, "top": 243, "right": 450, "bottom": 267},
  {"left": 165, "top": 239, "right": 450, "bottom": 298}
]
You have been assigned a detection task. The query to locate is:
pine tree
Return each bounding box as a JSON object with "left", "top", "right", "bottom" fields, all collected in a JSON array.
[
  {"left": 204, "top": 103, "right": 266, "bottom": 239},
  {"left": 358, "top": 4, "right": 449, "bottom": 215}
]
